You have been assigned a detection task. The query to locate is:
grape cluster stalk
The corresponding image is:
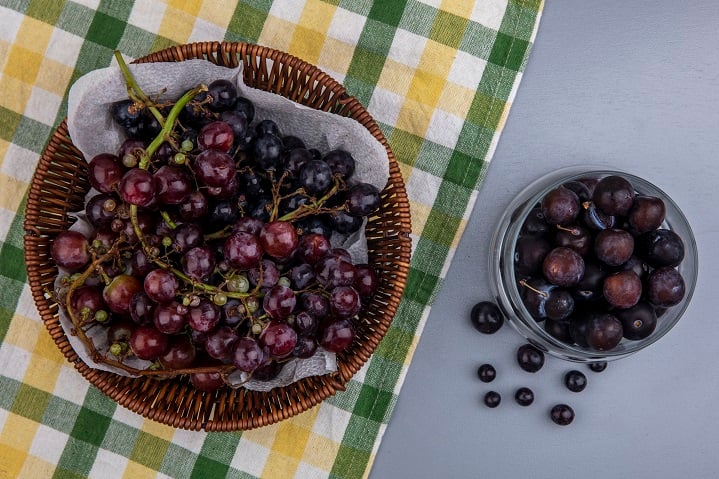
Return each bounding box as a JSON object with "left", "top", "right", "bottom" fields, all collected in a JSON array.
[{"left": 51, "top": 51, "right": 381, "bottom": 391}]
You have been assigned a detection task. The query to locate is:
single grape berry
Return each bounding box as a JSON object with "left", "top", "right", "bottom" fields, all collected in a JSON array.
[
  {"left": 617, "top": 302, "right": 657, "bottom": 340},
  {"left": 588, "top": 361, "right": 607, "bottom": 373},
  {"left": 517, "top": 344, "right": 545, "bottom": 373},
  {"left": 515, "top": 387, "right": 534, "bottom": 406},
  {"left": 550, "top": 404, "right": 575, "bottom": 425},
  {"left": 477, "top": 364, "right": 496, "bottom": 383},
  {"left": 541, "top": 186, "right": 580, "bottom": 226},
  {"left": 564, "top": 370, "right": 587, "bottom": 392},
  {"left": 593, "top": 175, "right": 635, "bottom": 216},
  {"left": 470, "top": 301, "right": 504, "bottom": 334},
  {"left": 646, "top": 267, "right": 685, "bottom": 307},
  {"left": 542, "top": 247, "right": 585, "bottom": 287},
  {"left": 483, "top": 391, "right": 501, "bottom": 408}
]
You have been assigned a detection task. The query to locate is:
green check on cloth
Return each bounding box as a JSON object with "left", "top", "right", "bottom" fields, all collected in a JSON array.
[{"left": 0, "top": 0, "right": 542, "bottom": 477}]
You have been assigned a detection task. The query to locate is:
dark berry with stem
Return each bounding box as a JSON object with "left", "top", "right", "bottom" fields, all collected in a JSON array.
[
  {"left": 206, "top": 79, "right": 237, "bottom": 111},
  {"left": 470, "top": 301, "right": 504, "bottom": 334}
]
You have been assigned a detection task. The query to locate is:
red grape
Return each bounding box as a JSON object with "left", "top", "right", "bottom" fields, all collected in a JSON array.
[{"left": 51, "top": 231, "right": 90, "bottom": 271}]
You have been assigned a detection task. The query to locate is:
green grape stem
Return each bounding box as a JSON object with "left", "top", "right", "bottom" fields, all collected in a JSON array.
[{"left": 113, "top": 50, "right": 165, "bottom": 127}]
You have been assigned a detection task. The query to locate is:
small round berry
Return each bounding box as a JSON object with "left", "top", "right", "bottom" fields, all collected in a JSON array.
[
  {"left": 484, "top": 391, "right": 501, "bottom": 408},
  {"left": 588, "top": 361, "right": 607, "bottom": 373},
  {"left": 517, "top": 344, "right": 545, "bottom": 373},
  {"left": 515, "top": 387, "right": 534, "bottom": 406},
  {"left": 550, "top": 404, "right": 575, "bottom": 425},
  {"left": 477, "top": 364, "right": 496, "bottom": 383},
  {"left": 470, "top": 301, "right": 504, "bottom": 334},
  {"left": 564, "top": 370, "right": 587, "bottom": 392}
]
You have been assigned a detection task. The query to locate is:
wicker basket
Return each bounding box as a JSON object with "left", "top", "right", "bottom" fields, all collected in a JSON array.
[{"left": 23, "top": 42, "right": 411, "bottom": 431}]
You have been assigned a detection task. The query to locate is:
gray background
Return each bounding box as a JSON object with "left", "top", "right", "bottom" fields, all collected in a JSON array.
[{"left": 371, "top": 1, "right": 719, "bottom": 478}]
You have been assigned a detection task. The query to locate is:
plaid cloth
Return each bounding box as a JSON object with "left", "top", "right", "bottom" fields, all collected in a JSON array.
[{"left": 0, "top": 1, "right": 542, "bottom": 478}]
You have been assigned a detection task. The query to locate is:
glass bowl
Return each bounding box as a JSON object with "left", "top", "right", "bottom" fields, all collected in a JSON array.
[{"left": 489, "top": 167, "right": 698, "bottom": 362}]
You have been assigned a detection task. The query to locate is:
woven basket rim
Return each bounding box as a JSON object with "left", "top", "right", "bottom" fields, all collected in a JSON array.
[{"left": 23, "top": 41, "right": 411, "bottom": 431}]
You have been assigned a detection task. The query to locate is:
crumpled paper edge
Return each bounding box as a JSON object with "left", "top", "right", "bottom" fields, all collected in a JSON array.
[{"left": 62, "top": 57, "right": 389, "bottom": 391}]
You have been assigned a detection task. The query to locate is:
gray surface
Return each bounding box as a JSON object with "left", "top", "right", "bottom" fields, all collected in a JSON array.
[{"left": 371, "top": 1, "right": 719, "bottom": 478}]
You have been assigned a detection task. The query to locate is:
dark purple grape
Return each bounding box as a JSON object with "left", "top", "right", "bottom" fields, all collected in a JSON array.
[
  {"left": 315, "top": 256, "right": 356, "bottom": 289},
  {"left": 519, "top": 278, "right": 555, "bottom": 319},
  {"left": 477, "top": 364, "right": 496, "bottom": 383},
  {"left": 194, "top": 149, "right": 236, "bottom": 188},
  {"left": 190, "top": 370, "right": 225, "bottom": 392},
  {"left": 51, "top": 231, "right": 90, "bottom": 271},
  {"left": 594, "top": 229, "right": 634, "bottom": 267},
  {"left": 561, "top": 180, "right": 592, "bottom": 202},
  {"left": 515, "top": 387, "right": 534, "bottom": 406},
  {"left": 221, "top": 299, "right": 246, "bottom": 327},
  {"left": 550, "top": 404, "right": 574, "bottom": 425},
  {"left": 301, "top": 292, "right": 330, "bottom": 319},
  {"left": 284, "top": 148, "right": 313, "bottom": 178},
  {"left": 118, "top": 139, "right": 146, "bottom": 167},
  {"left": 171, "top": 223, "right": 203, "bottom": 254},
  {"left": 220, "top": 110, "right": 248, "bottom": 141},
  {"left": 588, "top": 361, "right": 607, "bottom": 373},
  {"left": 573, "top": 261, "right": 606, "bottom": 302},
  {"left": 154, "top": 165, "right": 192, "bottom": 205},
  {"left": 294, "top": 311, "right": 319, "bottom": 335},
  {"left": 160, "top": 334, "right": 196, "bottom": 369},
  {"left": 637, "top": 229, "right": 684, "bottom": 268},
  {"left": 541, "top": 186, "right": 580, "bottom": 226},
  {"left": 103, "top": 274, "right": 142, "bottom": 316},
  {"left": 260, "top": 320, "right": 298, "bottom": 358},
  {"left": 263, "top": 285, "right": 297, "bottom": 319},
  {"left": 542, "top": 247, "right": 585, "bottom": 287},
  {"left": 204, "top": 326, "right": 239, "bottom": 360},
  {"left": 232, "top": 337, "right": 264, "bottom": 372},
  {"left": 252, "top": 360, "right": 284, "bottom": 381},
  {"left": 119, "top": 168, "right": 156, "bottom": 207},
  {"left": 107, "top": 320, "right": 134, "bottom": 345},
  {"left": 233, "top": 216, "right": 264, "bottom": 236},
  {"left": 188, "top": 298, "right": 221, "bottom": 333},
  {"left": 354, "top": 264, "right": 379, "bottom": 298},
  {"left": 320, "top": 318, "right": 355, "bottom": 353},
  {"left": 330, "top": 211, "right": 363, "bottom": 234},
  {"left": 129, "top": 326, "right": 169, "bottom": 360},
  {"left": 245, "top": 259, "right": 278, "bottom": 291},
  {"left": 544, "top": 319, "right": 572, "bottom": 343},
  {"left": 144, "top": 269, "right": 179, "bottom": 304},
  {"left": 545, "top": 289, "right": 575, "bottom": 321},
  {"left": 293, "top": 336, "right": 318, "bottom": 358},
  {"left": 179, "top": 191, "right": 209, "bottom": 222},
  {"left": 69, "top": 285, "right": 105, "bottom": 320},
  {"left": 290, "top": 263, "right": 315, "bottom": 290},
  {"left": 617, "top": 302, "right": 657, "bottom": 340},
  {"left": 297, "top": 233, "right": 331, "bottom": 265},
  {"left": 85, "top": 193, "right": 118, "bottom": 227},
  {"left": 206, "top": 79, "right": 237, "bottom": 111},
  {"left": 299, "top": 159, "right": 333, "bottom": 196},
  {"left": 564, "top": 370, "right": 587, "bottom": 392},
  {"left": 181, "top": 246, "right": 216, "bottom": 282},
  {"left": 602, "top": 270, "right": 642, "bottom": 309},
  {"left": 234, "top": 97, "right": 255, "bottom": 123},
  {"left": 483, "top": 391, "right": 501, "bottom": 408},
  {"left": 646, "top": 267, "right": 685, "bottom": 307},
  {"left": 129, "top": 292, "right": 154, "bottom": 325},
  {"left": 254, "top": 133, "right": 283, "bottom": 170},
  {"left": 297, "top": 215, "right": 333, "bottom": 238},
  {"left": 153, "top": 301, "right": 188, "bottom": 335},
  {"left": 259, "top": 221, "right": 298, "bottom": 259},
  {"left": 224, "top": 232, "right": 263, "bottom": 270},
  {"left": 198, "top": 121, "right": 234, "bottom": 152},
  {"left": 330, "top": 286, "right": 361, "bottom": 318},
  {"left": 282, "top": 135, "right": 306, "bottom": 151},
  {"left": 346, "top": 183, "right": 380, "bottom": 217},
  {"left": 88, "top": 153, "right": 123, "bottom": 193},
  {"left": 517, "top": 344, "right": 545, "bottom": 372},
  {"left": 111, "top": 99, "right": 143, "bottom": 131},
  {"left": 593, "top": 175, "right": 635, "bottom": 216},
  {"left": 323, "top": 149, "right": 355, "bottom": 180},
  {"left": 255, "top": 119, "right": 280, "bottom": 137},
  {"left": 470, "top": 301, "right": 504, "bottom": 334}
]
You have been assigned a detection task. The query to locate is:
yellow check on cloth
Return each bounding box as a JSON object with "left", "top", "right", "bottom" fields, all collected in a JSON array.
[{"left": 0, "top": 1, "right": 542, "bottom": 478}]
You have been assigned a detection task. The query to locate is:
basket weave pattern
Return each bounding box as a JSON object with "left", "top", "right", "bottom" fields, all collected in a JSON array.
[{"left": 23, "top": 42, "right": 411, "bottom": 431}]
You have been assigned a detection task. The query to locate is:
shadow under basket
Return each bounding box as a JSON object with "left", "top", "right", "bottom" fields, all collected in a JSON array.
[{"left": 23, "top": 41, "right": 412, "bottom": 431}]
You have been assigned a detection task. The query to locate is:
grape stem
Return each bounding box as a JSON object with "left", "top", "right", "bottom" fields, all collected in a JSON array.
[
  {"left": 113, "top": 50, "right": 165, "bottom": 127},
  {"left": 278, "top": 176, "right": 345, "bottom": 222}
]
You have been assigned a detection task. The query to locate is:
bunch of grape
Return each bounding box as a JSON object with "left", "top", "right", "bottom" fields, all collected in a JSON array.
[{"left": 51, "top": 71, "right": 381, "bottom": 392}]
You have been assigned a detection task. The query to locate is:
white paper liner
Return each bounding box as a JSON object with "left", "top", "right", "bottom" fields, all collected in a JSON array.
[{"left": 61, "top": 58, "right": 389, "bottom": 391}]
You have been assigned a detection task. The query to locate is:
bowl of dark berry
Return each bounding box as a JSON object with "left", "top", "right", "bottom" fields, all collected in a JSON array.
[
  {"left": 490, "top": 167, "right": 697, "bottom": 362},
  {"left": 23, "top": 42, "right": 411, "bottom": 430}
]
